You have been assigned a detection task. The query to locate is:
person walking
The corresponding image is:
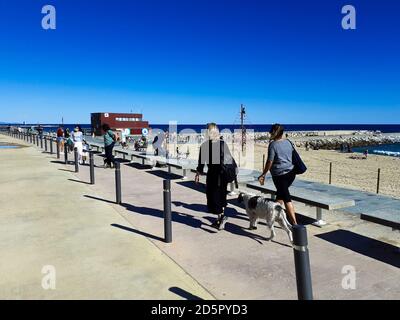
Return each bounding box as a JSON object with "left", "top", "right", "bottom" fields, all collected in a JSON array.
[
  {"left": 195, "top": 123, "right": 236, "bottom": 230},
  {"left": 258, "top": 124, "right": 298, "bottom": 225},
  {"left": 102, "top": 123, "right": 116, "bottom": 168},
  {"left": 56, "top": 125, "right": 65, "bottom": 153},
  {"left": 71, "top": 125, "right": 84, "bottom": 164}
]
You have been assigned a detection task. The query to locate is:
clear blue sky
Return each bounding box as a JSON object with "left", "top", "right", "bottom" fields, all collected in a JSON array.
[{"left": 0, "top": 0, "right": 399, "bottom": 124}]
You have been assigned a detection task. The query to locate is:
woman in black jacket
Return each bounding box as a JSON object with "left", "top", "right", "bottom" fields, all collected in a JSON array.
[{"left": 195, "top": 123, "right": 235, "bottom": 230}]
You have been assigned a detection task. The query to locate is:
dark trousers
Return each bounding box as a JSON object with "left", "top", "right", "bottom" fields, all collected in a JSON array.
[
  {"left": 272, "top": 170, "right": 296, "bottom": 203},
  {"left": 105, "top": 143, "right": 115, "bottom": 165}
]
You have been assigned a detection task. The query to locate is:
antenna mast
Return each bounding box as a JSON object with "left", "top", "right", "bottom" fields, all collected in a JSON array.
[{"left": 240, "top": 104, "right": 246, "bottom": 152}]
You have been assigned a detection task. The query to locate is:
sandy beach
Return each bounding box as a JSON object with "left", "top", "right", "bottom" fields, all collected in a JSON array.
[
  {"left": 161, "top": 132, "right": 400, "bottom": 199},
  {"left": 253, "top": 144, "right": 400, "bottom": 199}
]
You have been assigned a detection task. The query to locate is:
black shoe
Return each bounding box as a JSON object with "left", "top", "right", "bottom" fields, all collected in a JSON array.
[{"left": 211, "top": 219, "right": 220, "bottom": 228}]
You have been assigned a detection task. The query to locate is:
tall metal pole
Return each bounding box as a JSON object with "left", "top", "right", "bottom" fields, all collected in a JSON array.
[
  {"left": 163, "top": 179, "right": 172, "bottom": 243},
  {"left": 240, "top": 104, "right": 246, "bottom": 152},
  {"left": 115, "top": 162, "right": 122, "bottom": 204},
  {"left": 292, "top": 225, "right": 313, "bottom": 300},
  {"left": 89, "top": 151, "right": 95, "bottom": 185},
  {"left": 56, "top": 140, "right": 60, "bottom": 159},
  {"left": 50, "top": 138, "right": 53, "bottom": 154},
  {"left": 377, "top": 168, "right": 381, "bottom": 194},
  {"left": 64, "top": 146, "right": 68, "bottom": 164},
  {"left": 74, "top": 147, "right": 79, "bottom": 172}
]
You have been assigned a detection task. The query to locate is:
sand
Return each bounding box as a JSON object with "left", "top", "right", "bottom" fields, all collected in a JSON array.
[
  {"left": 162, "top": 137, "right": 400, "bottom": 199},
  {"left": 253, "top": 144, "right": 400, "bottom": 199}
]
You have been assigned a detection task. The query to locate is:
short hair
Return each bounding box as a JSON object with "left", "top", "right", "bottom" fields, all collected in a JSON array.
[
  {"left": 102, "top": 123, "right": 111, "bottom": 131},
  {"left": 269, "top": 123, "right": 284, "bottom": 140},
  {"left": 206, "top": 123, "right": 220, "bottom": 141}
]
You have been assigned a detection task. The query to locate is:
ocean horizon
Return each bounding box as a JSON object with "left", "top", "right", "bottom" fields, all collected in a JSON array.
[{"left": 3, "top": 123, "right": 400, "bottom": 134}]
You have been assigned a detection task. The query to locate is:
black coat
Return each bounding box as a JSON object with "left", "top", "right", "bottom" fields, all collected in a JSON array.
[{"left": 197, "top": 140, "right": 233, "bottom": 214}]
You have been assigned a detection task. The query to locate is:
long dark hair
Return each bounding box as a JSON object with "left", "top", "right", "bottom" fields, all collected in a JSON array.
[{"left": 269, "top": 124, "right": 284, "bottom": 140}]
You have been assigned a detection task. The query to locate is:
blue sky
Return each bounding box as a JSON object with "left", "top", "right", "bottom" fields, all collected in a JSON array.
[{"left": 0, "top": 0, "right": 399, "bottom": 124}]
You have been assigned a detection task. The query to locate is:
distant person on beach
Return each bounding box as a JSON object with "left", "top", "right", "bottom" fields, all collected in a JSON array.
[
  {"left": 56, "top": 125, "right": 64, "bottom": 153},
  {"left": 258, "top": 124, "right": 298, "bottom": 225},
  {"left": 102, "top": 123, "right": 116, "bottom": 168},
  {"left": 195, "top": 123, "right": 237, "bottom": 230},
  {"left": 363, "top": 150, "right": 368, "bottom": 159},
  {"left": 71, "top": 126, "right": 84, "bottom": 164},
  {"left": 37, "top": 125, "right": 43, "bottom": 137}
]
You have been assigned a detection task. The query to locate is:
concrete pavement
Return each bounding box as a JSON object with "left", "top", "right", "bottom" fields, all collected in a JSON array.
[{"left": 0, "top": 135, "right": 214, "bottom": 299}]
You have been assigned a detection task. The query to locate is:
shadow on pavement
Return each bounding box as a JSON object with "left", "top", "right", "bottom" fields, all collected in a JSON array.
[
  {"left": 84, "top": 194, "right": 280, "bottom": 243},
  {"left": 146, "top": 169, "right": 182, "bottom": 180},
  {"left": 126, "top": 162, "right": 153, "bottom": 170},
  {"left": 68, "top": 178, "right": 91, "bottom": 185},
  {"left": 168, "top": 287, "right": 204, "bottom": 300},
  {"left": 316, "top": 229, "right": 400, "bottom": 268},
  {"left": 111, "top": 223, "right": 164, "bottom": 242}
]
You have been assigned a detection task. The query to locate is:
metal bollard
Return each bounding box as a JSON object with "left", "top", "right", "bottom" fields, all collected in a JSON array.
[
  {"left": 292, "top": 225, "right": 313, "bottom": 300},
  {"left": 64, "top": 146, "right": 68, "bottom": 164},
  {"left": 45, "top": 137, "right": 48, "bottom": 152},
  {"left": 89, "top": 152, "right": 95, "bottom": 185},
  {"left": 377, "top": 168, "right": 381, "bottom": 194},
  {"left": 74, "top": 147, "right": 79, "bottom": 172},
  {"left": 56, "top": 141, "right": 60, "bottom": 159},
  {"left": 115, "top": 162, "right": 122, "bottom": 204},
  {"left": 163, "top": 179, "right": 172, "bottom": 243},
  {"left": 50, "top": 138, "right": 53, "bottom": 154},
  {"left": 329, "top": 162, "right": 332, "bottom": 185}
]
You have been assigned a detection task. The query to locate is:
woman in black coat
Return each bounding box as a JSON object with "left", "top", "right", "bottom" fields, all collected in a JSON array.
[{"left": 195, "top": 123, "right": 234, "bottom": 230}]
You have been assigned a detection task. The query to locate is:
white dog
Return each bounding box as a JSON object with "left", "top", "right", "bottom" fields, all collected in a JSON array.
[{"left": 238, "top": 192, "right": 293, "bottom": 243}]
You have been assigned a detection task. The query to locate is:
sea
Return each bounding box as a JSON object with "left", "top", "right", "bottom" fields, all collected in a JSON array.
[
  {"left": 13, "top": 123, "right": 400, "bottom": 134},
  {"left": 6, "top": 123, "right": 400, "bottom": 158},
  {"left": 353, "top": 144, "right": 400, "bottom": 158}
]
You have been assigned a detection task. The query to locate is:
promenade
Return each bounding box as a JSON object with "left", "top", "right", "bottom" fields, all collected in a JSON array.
[
  {"left": 0, "top": 135, "right": 213, "bottom": 299},
  {"left": 0, "top": 134, "right": 399, "bottom": 299}
]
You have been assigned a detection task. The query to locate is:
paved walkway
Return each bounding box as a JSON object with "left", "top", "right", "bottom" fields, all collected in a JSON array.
[
  {"left": 1, "top": 134, "right": 399, "bottom": 299},
  {"left": 51, "top": 138, "right": 400, "bottom": 299},
  {"left": 0, "top": 135, "right": 214, "bottom": 299}
]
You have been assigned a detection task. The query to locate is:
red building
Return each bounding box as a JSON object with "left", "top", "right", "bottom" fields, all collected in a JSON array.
[{"left": 91, "top": 112, "right": 149, "bottom": 136}]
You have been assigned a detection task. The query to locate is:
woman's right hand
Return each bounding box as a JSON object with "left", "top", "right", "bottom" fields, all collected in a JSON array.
[{"left": 258, "top": 174, "right": 265, "bottom": 186}]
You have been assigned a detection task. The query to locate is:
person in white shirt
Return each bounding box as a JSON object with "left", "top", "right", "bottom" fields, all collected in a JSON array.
[{"left": 71, "top": 126, "right": 84, "bottom": 164}]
